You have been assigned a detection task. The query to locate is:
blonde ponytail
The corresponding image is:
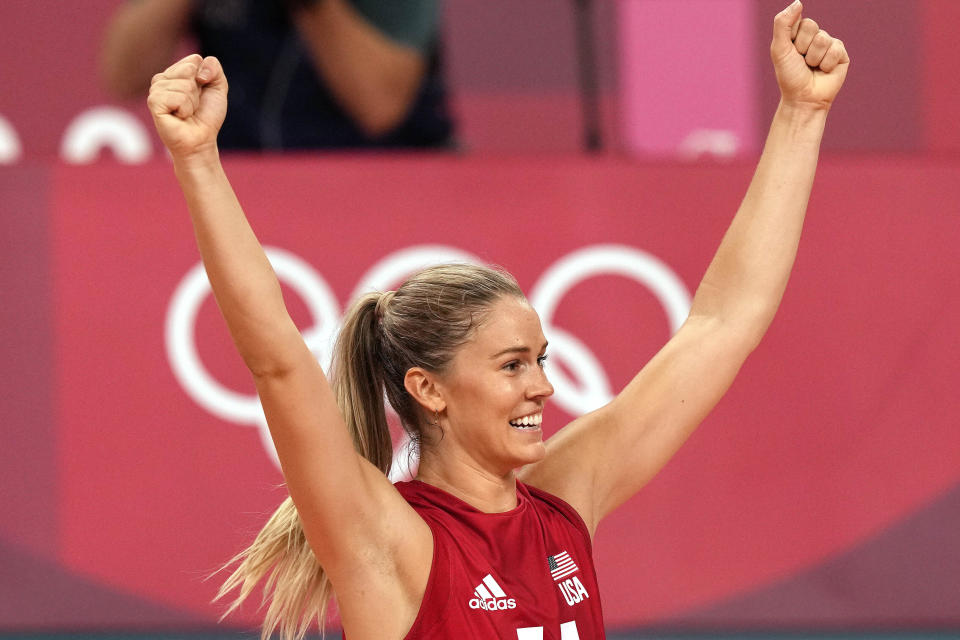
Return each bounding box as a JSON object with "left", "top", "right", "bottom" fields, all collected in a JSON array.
[
  {"left": 216, "top": 497, "right": 331, "bottom": 640},
  {"left": 331, "top": 293, "right": 393, "bottom": 474}
]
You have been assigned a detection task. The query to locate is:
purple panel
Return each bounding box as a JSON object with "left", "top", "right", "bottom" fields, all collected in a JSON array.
[
  {"left": 0, "top": 166, "right": 58, "bottom": 559},
  {"left": 0, "top": 0, "right": 130, "bottom": 158},
  {"left": 443, "top": 0, "right": 620, "bottom": 151},
  {"left": 670, "top": 480, "right": 960, "bottom": 627},
  {"left": 445, "top": 0, "right": 580, "bottom": 91},
  {"left": 754, "top": 0, "right": 922, "bottom": 152},
  {"left": 0, "top": 540, "right": 206, "bottom": 629}
]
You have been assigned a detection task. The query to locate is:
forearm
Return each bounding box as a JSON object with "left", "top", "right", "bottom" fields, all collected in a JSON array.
[
  {"left": 174, "top": 152, "right": 299, "bottom": 375},
  {"left": 690, "top": 102, "right": 828, "bottom": 336},
  {"left": 292, "top": 0, "right": 425, "bottom": 136},
  {"left": 100, "top": 0, "right": 193, "bottom": 98}
]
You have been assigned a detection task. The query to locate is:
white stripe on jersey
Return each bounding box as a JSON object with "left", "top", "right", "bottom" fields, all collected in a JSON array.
[{"left": 482, "top": 574, "right": 507, "bottom": 598}]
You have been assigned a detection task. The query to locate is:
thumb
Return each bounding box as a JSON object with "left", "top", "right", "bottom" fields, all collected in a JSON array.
[
  {"left": 771, "top": 0, "right": 803, "bottom": 58},
  {"left": 193, "top": 56, "right": 228, "bottom": 133},
  {"left": 196, "top": 56, "right": 227, "bottom": 93}
]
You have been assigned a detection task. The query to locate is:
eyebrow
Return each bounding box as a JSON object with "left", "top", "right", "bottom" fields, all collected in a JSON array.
[{"left": 490, "top": 341, "right": 549, "bottom": 359}]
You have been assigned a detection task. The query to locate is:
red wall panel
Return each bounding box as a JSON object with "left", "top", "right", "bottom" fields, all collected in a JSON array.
[{"left": 1, "top": 154, "right": 952, "bottom": 630}]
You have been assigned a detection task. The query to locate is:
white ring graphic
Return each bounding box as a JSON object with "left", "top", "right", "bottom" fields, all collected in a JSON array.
[
  {"left": 167, "top": 245, "right": 483, "bottom": 472},
  {"left": 530, "top": 244, "right": 691, "bottom": 415},
  {"left": 60, "top": 106, "right": 152, "bottom": 164},
  {"left": 0, "top": 114, "right": 22, "bottom": 164},
  {"left": 165, "top": 243, "right": 692, "bottom": 472}
]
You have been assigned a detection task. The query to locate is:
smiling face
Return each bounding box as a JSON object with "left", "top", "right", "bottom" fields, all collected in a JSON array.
[{"left": 431, "top": 295, "right": 554, "bottom": 476}]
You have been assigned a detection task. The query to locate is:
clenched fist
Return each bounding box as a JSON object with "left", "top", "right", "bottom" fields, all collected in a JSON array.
[
  {"left": 771, "top": 1, "right": 849, "bottom": 111},
  {"left": 147, "top": 54, "right": 228, "bottom": 159}
]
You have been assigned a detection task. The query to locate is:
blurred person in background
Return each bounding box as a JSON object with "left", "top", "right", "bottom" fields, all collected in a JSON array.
[{"left": 101, "top": 0, "right": 453, "bottom": 150}]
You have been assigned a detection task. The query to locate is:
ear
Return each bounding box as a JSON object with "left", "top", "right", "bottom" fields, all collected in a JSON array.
[{"left": 403, "top": 367, "right": 446, "bottom": 415}]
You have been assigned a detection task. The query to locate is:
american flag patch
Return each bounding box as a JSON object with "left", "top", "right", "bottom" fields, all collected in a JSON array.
[{"left": 547, "top": 551, "right": 578, "bottom": 581}]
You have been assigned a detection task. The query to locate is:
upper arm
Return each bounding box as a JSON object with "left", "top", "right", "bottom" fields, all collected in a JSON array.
[
  {"left": 293, "top": 0, "right": 429, "bottom": 136},
  {"left": 252, "top": 323, "right": 432, "bottom": 618},
  {"left": 352, "top": 0, "right": 440, "bottom": 52},
  {"left": 520, "top": 315, "right": 760, "bottom": 534}
]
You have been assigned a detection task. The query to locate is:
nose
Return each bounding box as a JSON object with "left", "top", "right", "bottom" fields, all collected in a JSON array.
[{"left": 528, "top": 366, "right": 554, "bottom": 400}]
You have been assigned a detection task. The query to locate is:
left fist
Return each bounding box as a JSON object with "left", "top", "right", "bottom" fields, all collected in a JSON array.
[{"left": 771, "top": 1, "right": 850, "bottom": 110}]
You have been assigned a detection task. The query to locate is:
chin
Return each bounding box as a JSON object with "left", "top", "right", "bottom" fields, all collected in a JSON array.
[{"left": 513, "top": 440, "right": 547, "bottom": 467}]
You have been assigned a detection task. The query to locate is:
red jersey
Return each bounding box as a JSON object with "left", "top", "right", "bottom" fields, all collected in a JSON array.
[{"left": 395, "top": 479, "right": 605, "bottom": 639}]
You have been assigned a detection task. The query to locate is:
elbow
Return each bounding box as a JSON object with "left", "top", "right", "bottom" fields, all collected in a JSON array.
[
  {"left": 728, "top": 307, "right": 777, "bottom": 352},
  {"left": 347, "top": 64, "right": 423, "bottom": 138},
  {"left": 247, "top": 352, "right": 303, "bottom": 381},
  {"left": 242, "top": 325, "right": 315, "bottom": 380},
  {"left": 351, "top": 93, "right": 415, "bottom": 138}
]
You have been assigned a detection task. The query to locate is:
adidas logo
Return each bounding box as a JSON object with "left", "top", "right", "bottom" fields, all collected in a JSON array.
[{"left": 468, "top": 574, "right": 517, "bottom": 611}]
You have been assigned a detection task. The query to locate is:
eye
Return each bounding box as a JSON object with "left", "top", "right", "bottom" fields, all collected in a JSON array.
[
  {"left": 502, "top": 360, "right": 521, "bottom": 372},
  {"left": 537, "top": 354, "right": 548, "bottom": 368}
]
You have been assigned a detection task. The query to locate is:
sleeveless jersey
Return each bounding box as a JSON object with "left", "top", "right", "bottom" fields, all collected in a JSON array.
[{"left": 395, "top": 480, "right": 605, "bottom": 639}]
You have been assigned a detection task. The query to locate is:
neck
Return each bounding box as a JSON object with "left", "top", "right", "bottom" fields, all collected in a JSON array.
[{"left": 416, "top": 453, "right": 519, "bottom": 513}]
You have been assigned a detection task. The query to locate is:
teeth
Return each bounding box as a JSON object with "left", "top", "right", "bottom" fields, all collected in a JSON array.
[{"left": 510, "top": 413, "right": 542, "bottom": 429}]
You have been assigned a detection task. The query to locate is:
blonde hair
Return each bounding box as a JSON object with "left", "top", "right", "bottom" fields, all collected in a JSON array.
[{"left": 216, "top": 263, "right": 525, "bottom": 640}]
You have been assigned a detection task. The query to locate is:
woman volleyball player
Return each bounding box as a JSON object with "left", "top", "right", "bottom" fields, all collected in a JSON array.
[{"left": 148, "top": 2, "right": 847, "bottom": 638}]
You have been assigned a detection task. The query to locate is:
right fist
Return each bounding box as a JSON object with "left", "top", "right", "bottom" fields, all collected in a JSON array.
[{"left": 147, "top": 54, "right": 228, "bottom": 158}]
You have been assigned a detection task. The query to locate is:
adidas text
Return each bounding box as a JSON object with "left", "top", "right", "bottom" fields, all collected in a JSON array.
[{"left": 469, "top": 597, "right": 517, "bottom": 611}]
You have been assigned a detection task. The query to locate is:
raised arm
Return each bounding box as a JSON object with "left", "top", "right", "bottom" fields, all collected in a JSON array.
[
  {"left": 148, "top": 55, "right": 431, "bottom": 636},
  {"left": 520, "top": 1, "right": 849, "bottom": 534}
]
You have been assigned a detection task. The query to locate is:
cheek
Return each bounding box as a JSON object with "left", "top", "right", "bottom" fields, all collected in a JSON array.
[{"left": 449, "top": 380, "right": 515, "bottom": 421}]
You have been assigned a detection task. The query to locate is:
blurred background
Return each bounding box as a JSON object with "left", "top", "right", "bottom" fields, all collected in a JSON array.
[{"left": 1, "top": 0, "right": 958, "bottom": 639}]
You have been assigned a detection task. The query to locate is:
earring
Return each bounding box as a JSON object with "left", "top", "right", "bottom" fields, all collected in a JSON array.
[{"left": 432, "top": 409, "right": 440, "bottom": 426}]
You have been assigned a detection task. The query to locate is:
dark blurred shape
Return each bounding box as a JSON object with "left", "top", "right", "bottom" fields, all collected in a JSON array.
[
  {"left": 672, "top": 480, "right": 960, "bottom": 628},
  {"left": 100, "top": 0, "right": 453, "bottom": 150},
  {"left": 573, "top": 0, "right": 602, "bottom": 151},
  {"left": 0, "top": 540, "right": 205, "bottom": 628}
]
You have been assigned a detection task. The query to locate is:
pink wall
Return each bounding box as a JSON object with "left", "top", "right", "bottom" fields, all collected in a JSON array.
[{"left": 618, "top": 0, "right": 758, "bottom": 157}]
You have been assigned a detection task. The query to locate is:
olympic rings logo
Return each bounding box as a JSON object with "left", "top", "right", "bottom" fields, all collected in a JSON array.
[{"left": 165, "top": 244, "right": 691, "bottom": 479}]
